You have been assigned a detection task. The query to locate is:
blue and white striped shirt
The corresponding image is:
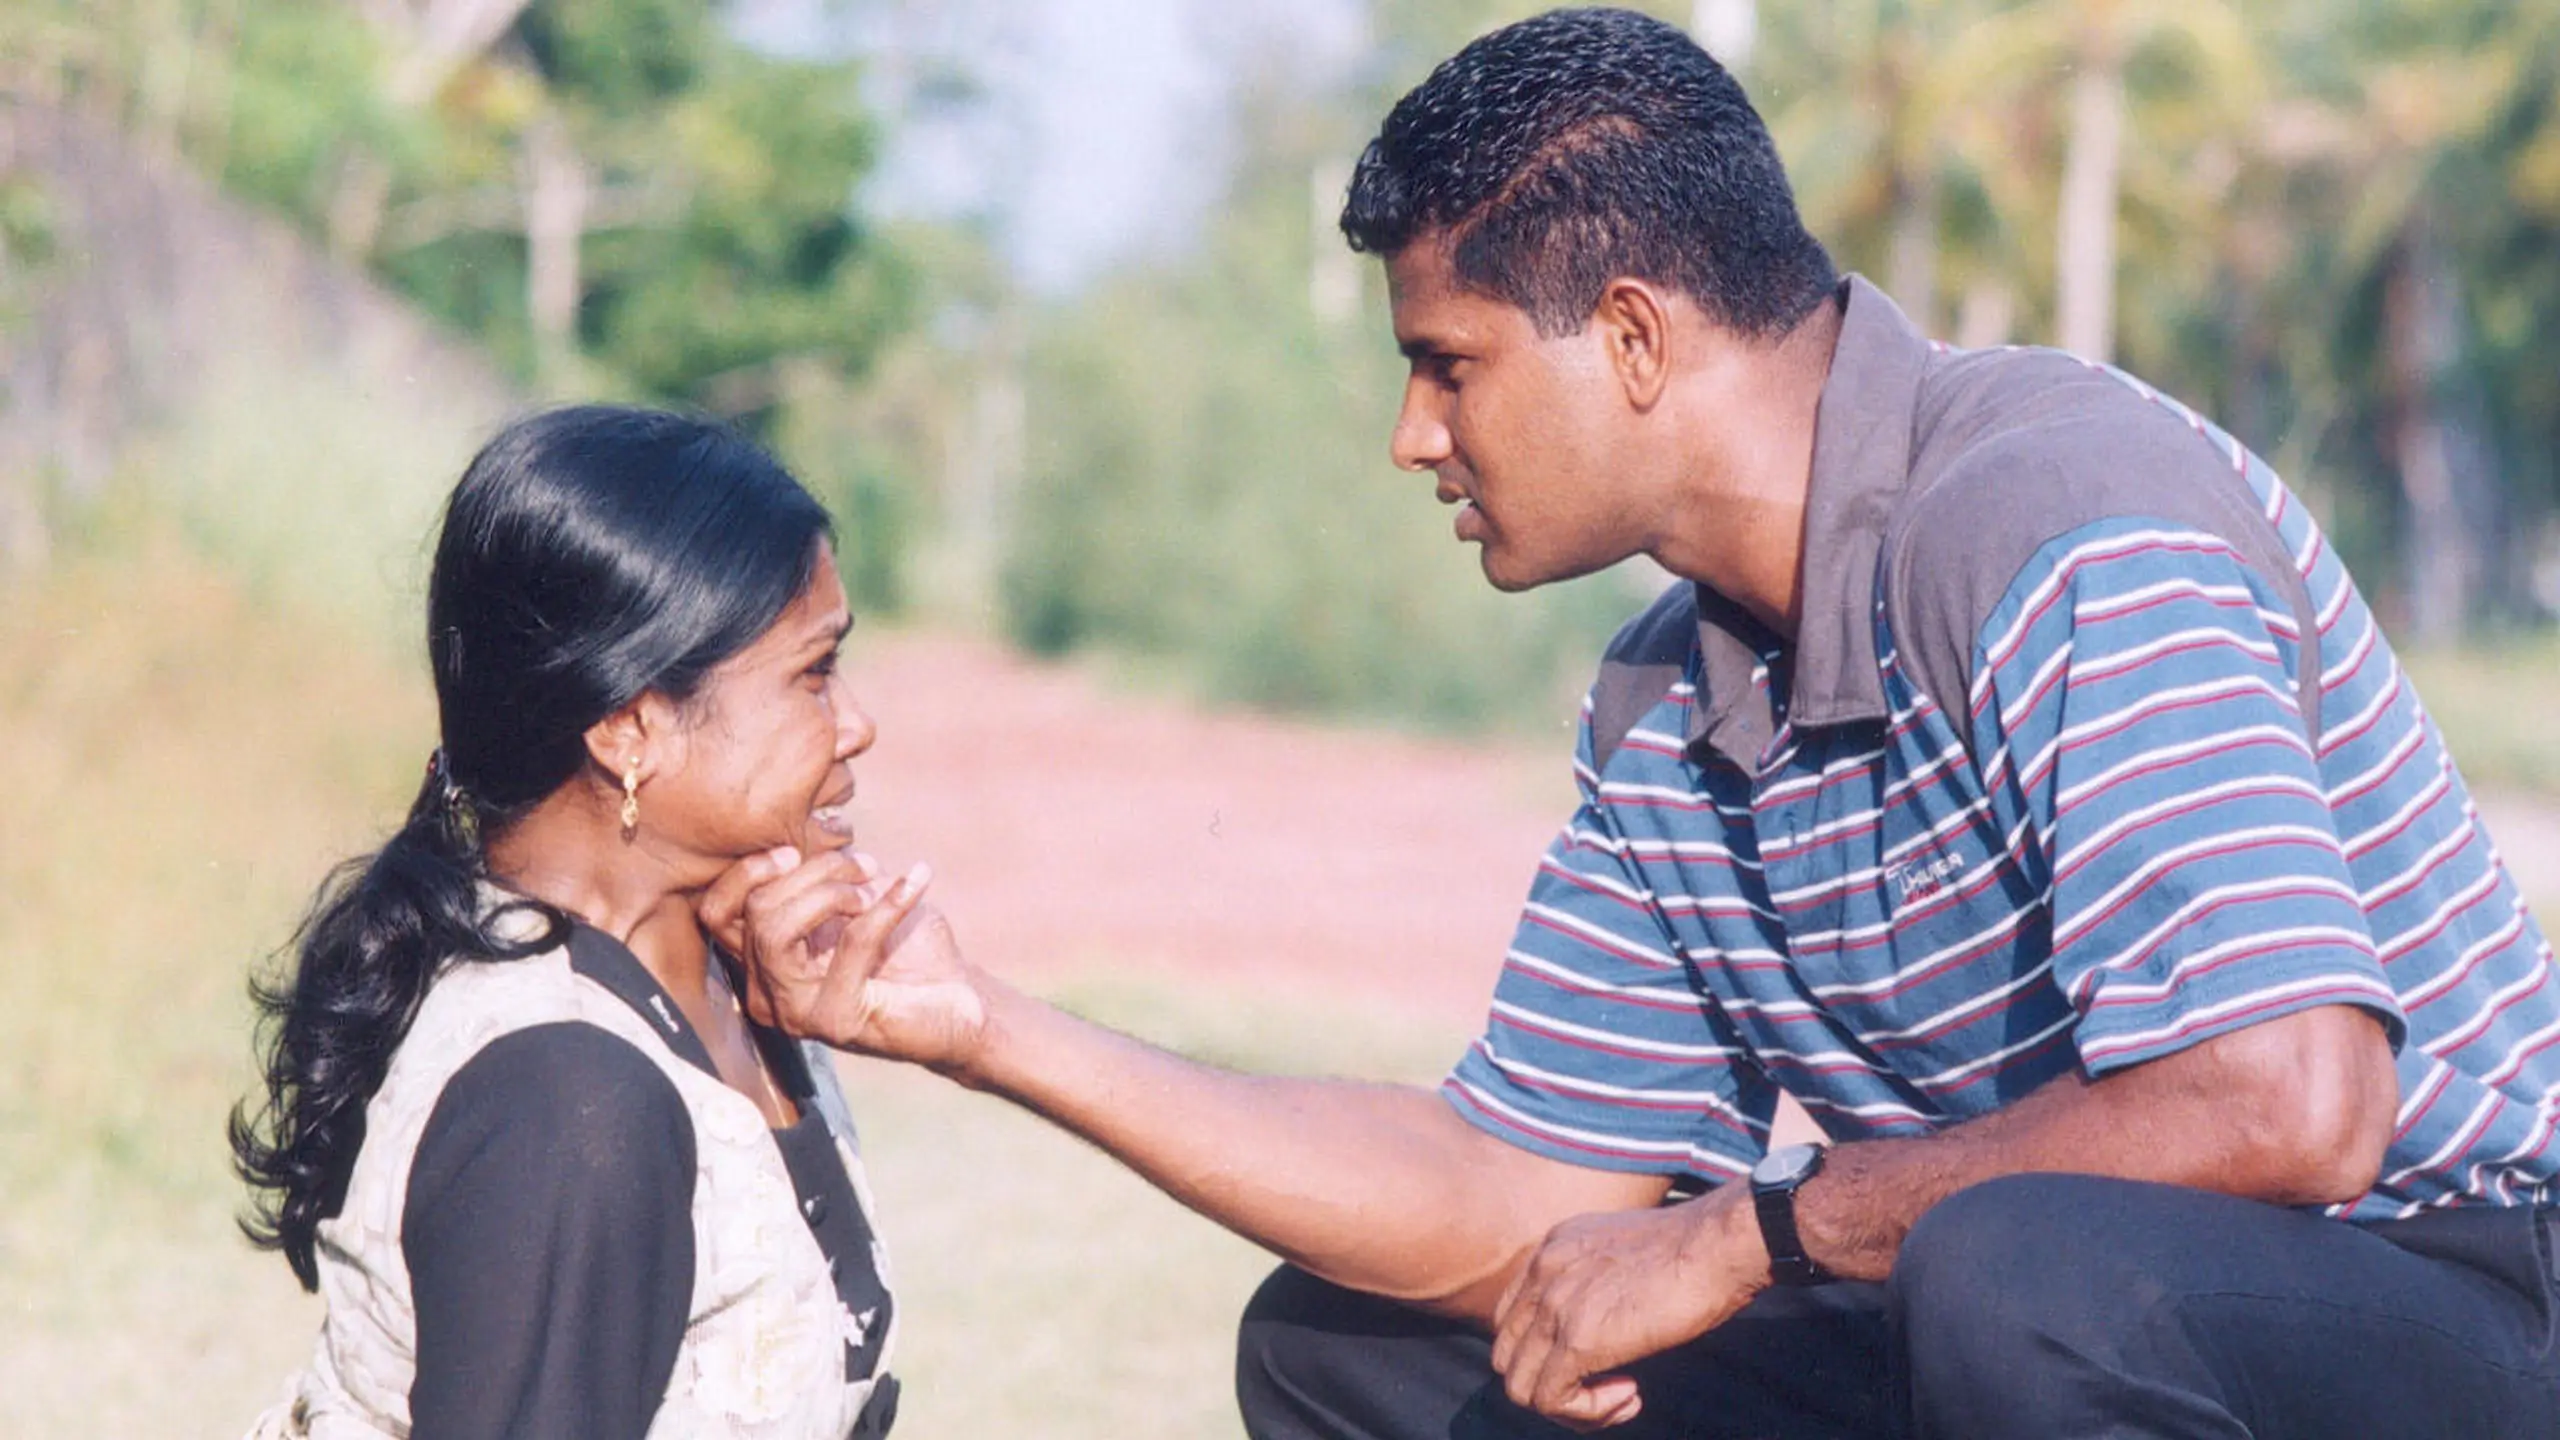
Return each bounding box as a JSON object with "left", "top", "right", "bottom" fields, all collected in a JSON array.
[{"left": 1447, "top": 279, "right": 2557, "bottom": 1218}]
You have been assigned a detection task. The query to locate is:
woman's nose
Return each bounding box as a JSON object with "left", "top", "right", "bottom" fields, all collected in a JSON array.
[{"left": 833, "top": 675, "right": 877, "bottom": 760}]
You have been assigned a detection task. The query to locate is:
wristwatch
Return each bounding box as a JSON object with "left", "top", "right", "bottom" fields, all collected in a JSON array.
[{"left": 1748, "top": 1142, "right": 1832, "bottom": 1286}]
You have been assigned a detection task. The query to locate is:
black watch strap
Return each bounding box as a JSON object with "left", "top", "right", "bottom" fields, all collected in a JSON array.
[{"left": 1749, "top": 1144, "right": 1832, "bottom": 1287}]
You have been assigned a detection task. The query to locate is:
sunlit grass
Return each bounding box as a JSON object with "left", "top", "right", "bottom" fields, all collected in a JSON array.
[
  {"left": 0, "top": 530, "right": 425, "bottom": 1432},
  {"left": 2405, "top": 635, "right": 2560, "bottom": 800},
  {"left": 845, "top": 979, "right": 1461, "bottom": 1440},
  {"left": 0, "top": 534, "right": 1466, "bottom": 1438},
  {"left": 9, "top": 508, "right": 2551, "bottom": 1437}
]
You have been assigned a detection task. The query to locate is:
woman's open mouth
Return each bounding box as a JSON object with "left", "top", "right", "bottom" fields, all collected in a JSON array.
[{"left": 809, "top": 795, "right": 856, "bottom": 842}]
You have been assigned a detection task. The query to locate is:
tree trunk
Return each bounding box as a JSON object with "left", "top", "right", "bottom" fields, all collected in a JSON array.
[
  {"left": 1955, "top": 278, "right": 2017, "bottom": 349},
  {"left": 0, "top": 107, "right": 36, "bottom": 576},
  {"left": 1887, "top": 159, "right": 1940, "bottom": 332},
  {"left": 1690, "top": 0, "right": 1757, "bottom": 69},
  {"left": 2056, "top": 23, "right": 2125, "bottom": 360},
  {"left": 385, "top": 0, "right": 539, "bottom": 105},
  {"left": 1308, "top": 156, "right": 1357, "bottom": 327},
  {"left": 324, "top": 149, "right": 393, "bottom": 260},
  {"left": 521, "top": 114, "right": 589, "bottom": 388},
  {"left": 186, "top": 0, "right": 246, "bottom": 179},
  {"left": 948, "top": 311, "right": 1024, "bottom": 627},
  {"left": 2383, "top": 208, "right": 2487, "bottom": 645}
]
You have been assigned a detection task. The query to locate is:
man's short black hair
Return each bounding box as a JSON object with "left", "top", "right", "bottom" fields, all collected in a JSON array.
[{"left": 1342, "top": 6, "right": 1835, "bottom": 339}]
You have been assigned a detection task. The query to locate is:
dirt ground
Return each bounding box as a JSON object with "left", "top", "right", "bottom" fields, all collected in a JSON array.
[
  {"left": 847, "top": 631, "right": 1578, "bottom": 1030},
  {"left": 849, "top": 630, "right": 2560, "bottom": 1039}
]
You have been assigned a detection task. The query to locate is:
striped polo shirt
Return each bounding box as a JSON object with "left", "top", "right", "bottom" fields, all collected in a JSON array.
[{"left": 1446, "top": 277, "right": 2558, "bottom": 1219}]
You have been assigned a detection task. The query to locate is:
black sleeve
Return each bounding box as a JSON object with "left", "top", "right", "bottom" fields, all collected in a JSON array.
[{"left": 403, "top": 1022, "right": 697, "bottom": 1440}]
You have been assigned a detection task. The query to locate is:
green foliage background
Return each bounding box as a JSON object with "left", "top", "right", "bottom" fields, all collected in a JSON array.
[
  {"left": 1004, "top": 125, "right": 1641, "bottom": 729},
  {"left": 5, "top": 6, "right": 2560, "bottom": 1435},
  {"left": 9, "top": 0, "right": 2560, "bottom": 737}
]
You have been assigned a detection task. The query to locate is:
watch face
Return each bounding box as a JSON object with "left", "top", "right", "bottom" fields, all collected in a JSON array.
[{"left": 1753, "top": 1143, "right": 1822, "bottom": 1188}]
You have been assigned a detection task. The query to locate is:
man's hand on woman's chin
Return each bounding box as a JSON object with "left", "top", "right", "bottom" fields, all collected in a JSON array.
[{"left": 698, "top": 845, "right": 993, "bottom": 1073}]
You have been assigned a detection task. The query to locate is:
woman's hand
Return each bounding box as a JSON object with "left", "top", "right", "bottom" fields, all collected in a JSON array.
[{"left": 698, "top": 847, "right": 990, "bottom": 1072}]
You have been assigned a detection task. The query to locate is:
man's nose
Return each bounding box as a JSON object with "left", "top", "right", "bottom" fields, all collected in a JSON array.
[{"left": 1389, "top": 378, "right": 1452, "bottom": 473}]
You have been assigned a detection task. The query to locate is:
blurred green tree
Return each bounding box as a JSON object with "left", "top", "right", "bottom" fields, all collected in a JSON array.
[
  {"left": 9, "top": 0, "right": 2557, "bottom": 674},
  {"left": 1001, "top": 46, "right": 1645, "bottom": 731}
]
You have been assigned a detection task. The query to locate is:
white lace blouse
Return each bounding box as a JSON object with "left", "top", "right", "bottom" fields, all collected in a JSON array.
[{"left": 245, "top": 913, "right": 899, "bottom": 1439}]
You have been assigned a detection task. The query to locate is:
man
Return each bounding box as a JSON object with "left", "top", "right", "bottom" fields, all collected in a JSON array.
[{"left": 718, "top": 9, "right": 2560, "bottom": 1437}]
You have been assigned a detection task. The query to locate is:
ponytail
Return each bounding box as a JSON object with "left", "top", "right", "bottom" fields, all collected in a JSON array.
[
  {"left": 228, "top": 754, "right": 564, "bottom": 1290},
  {"left": 231, "top": 404, "right": 830, "bottom": 1290}
]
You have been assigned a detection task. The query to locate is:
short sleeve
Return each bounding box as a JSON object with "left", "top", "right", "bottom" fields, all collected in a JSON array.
[
  {"left": 404, "top": 1022, "right": 698, "bottom": 1440},
  {"left": 1970, "top": 519, "right": 2405, "bottom": 1076},
  {"left": 1443, "top": 700, "right": 1768, "bottom": 1183}
]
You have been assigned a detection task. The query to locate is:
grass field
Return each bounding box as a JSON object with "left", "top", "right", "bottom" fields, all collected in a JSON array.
[
  {"left": 2403, "top": 636, "right": 2560, "bottom": 800},
  {"left": 5, "top": 525, "right": 2554, "bottom": 1437},
  {"left": 0, "top": 536, "right": 1466, "bottom": 1438}
]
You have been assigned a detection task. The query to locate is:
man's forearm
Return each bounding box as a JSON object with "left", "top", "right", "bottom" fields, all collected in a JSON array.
[
  {"left": 951, "top": 977, "right": 1666, "bottom": 1316},
  {"left": 1794, "top": 1003, "right": 2399, "bottom": 1281}
]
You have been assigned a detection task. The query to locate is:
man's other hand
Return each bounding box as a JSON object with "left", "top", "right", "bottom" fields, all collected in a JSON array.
[{"left": 1490, "top": 1186, "right": 1770, "bottom": 1430}]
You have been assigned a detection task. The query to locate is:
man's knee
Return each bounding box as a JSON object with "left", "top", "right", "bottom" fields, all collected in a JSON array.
[
  {"left": 1235, "top": 1265, "right": 1343, "bottom": 1430},
  {"left": 1235, "top": 1265, "right": 1494, "bottom": 1440},
  {"left": 1890, "top": 1175, "right": 2269, "bottom": 1438},
  {"left": 1896, "top": 1173, "right": 2084, "bottom": 1306},
  {"left": 1893, "top": 1173, "right": 2160, "bottom": 1347}
]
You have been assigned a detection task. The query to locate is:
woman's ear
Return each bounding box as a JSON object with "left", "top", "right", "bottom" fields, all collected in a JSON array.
[{"left": 582, "top": 692, "right": 681, "bottom": 787}]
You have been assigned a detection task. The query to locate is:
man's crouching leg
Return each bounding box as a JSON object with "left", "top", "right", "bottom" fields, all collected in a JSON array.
[
  {"left": 1237, "top": 1264, "right": 1901, "bottom": 1440},
  {"left": 1235, "top": 1266, "right": 1545, "bottom": 1440},
  {"left": 1891, "top": 1173, "right": 2560, "bottom": 1440}
]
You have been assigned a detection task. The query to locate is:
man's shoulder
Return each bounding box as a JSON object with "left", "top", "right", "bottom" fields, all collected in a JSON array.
[
  {"left": 1881, "top": 351, "right": 2303, "bottom": 718},
  {"left": 1894, "top": 346, "right": 2249, "bottom": 567}
]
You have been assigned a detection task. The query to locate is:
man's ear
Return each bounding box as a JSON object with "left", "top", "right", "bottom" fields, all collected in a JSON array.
[{"left": 1595, "top": 277, "right": 1675, "bottom": 411}]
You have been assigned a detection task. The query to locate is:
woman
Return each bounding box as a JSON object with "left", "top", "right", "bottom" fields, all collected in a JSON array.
[{"left": 233, "top": 405, "right": 920, "bottom": 1438}]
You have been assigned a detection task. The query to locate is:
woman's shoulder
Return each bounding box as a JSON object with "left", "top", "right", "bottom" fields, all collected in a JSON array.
[
  {"left": 362, "top": 941, "right": 684, "bottom": 1174},
  {"left": 313, "top": 945, "right": 701, "bottom": 1329},
  {"left": 411, "top": 1020, "right": 697, "bottom": 1206},
  {"left": 393, "top": 943, "right": 590, "bottom": 1084}
]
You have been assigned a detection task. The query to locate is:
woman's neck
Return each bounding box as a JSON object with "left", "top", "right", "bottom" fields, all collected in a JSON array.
[{"left": 484, "top": 795, "right": 711, "bottom": 1001}]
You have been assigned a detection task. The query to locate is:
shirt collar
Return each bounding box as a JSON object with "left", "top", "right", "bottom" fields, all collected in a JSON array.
[
  {"left": 1687, "top": 274, "right": 1934, "bottom": 764},
  {"left": 1683, "top": 586, "right": 1784, "bottom": 769}
]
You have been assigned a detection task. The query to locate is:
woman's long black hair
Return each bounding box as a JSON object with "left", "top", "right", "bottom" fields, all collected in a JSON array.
[{"left": 230, "top": 405, "right": 833, "bottom": 1289}]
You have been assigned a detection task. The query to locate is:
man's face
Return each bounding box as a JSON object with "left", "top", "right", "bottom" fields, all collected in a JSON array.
[{"left": 1384, "top": 240, "right": 1653, "bottom": 592}]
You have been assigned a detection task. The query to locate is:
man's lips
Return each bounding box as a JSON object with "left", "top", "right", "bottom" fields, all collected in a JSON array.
[
  {"left": 1436, "top": 474, "right": 1487, "bottom": 541},
  {"left": 1452, "top": 497, "right": 1486, "bottom": 543}
]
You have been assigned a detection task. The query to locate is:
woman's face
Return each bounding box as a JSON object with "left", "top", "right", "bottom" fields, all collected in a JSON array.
[{"left": 645, "top": 545, "right": 876, "bottom": 867}]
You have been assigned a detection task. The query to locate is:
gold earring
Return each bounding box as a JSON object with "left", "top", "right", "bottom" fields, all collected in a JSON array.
[{"left": 620, "top": 764, "right": 641, "bottom": 838}]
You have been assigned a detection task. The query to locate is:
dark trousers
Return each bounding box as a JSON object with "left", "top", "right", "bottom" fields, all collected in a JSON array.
[{"left": 1235, "top": 1175, "right": 2560, "bottom": 1440}]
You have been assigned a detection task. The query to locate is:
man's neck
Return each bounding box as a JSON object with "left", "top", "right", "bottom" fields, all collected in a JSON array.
[{"left": 1648, "top": 294, "right": 1846, "bottom": 641}]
